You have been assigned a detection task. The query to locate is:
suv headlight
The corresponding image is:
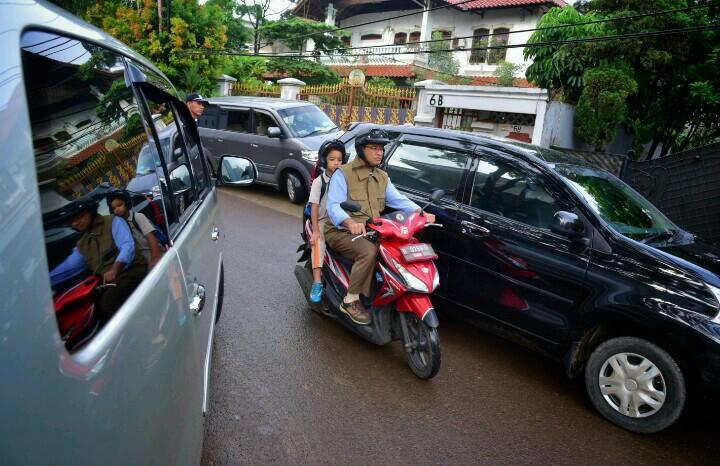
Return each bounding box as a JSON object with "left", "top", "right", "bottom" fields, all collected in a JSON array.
[
  {"left": 301, "top": 150, "right": 318, "bottom": 163},
  {"left": 390, "top": 258, "right": 429, "bottom": 293}
]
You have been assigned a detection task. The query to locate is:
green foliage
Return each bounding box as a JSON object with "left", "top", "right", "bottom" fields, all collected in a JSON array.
[
  {"left": 265, "top": 58, "right": 341, "bottom": 85},
  {"left": 261, "top": 17, "right": 348, "bottom": 56},
  {"left": 576, "top": 66, "right": 637, "bottom": 151},
  {"left": 524, "top": 1, "right": 720, "bottom": 157},
  {"left": 494, "top": 61, "right": 522, "bottom": 87},
  {"left": 366, "top": 77, "right": 397, "bottom": 88},
  {"left": 206, "top": 0, "right": 252, "bottom": 50},
  {"left": 428, "top": 31, "right": 459, "bottom": 75},
  {"left": 83, "top": 0, "right": 228, "bottom": 96},
  {"left": 223, "top": 56, "right": 268, "bottom": 82}
]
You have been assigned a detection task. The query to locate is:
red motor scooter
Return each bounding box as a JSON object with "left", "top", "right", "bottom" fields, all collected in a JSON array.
[{"left": 295, "top": 190, "right": 445, "bottom": 379}]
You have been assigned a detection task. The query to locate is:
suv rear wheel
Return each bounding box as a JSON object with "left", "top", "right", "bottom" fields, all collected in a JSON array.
[
  {"left": 585, "top": 336, "right": 686, "bottom": 434},
  {"left": 285, "top": 170, "right": 307, "bottom": 204}
]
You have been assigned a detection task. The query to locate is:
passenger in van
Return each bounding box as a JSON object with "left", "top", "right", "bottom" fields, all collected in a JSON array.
[
  {"left": 49, "top": 196, "right": 147, "bottom": 321},
  {"left": 107, "top": 189, "right": 165, "bottom": 269}
]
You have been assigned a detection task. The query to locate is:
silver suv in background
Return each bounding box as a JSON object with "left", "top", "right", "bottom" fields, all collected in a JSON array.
[
  {"left": 1, "top": 2, "right": 255, "bottom": 464},
  {"left": 198, "top": 97, "right": 343, "bottom": 203}
]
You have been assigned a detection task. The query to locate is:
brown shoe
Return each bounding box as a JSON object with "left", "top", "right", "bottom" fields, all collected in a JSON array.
[{"left": 340, "top": 300, "right": 372, "bottom": 325}]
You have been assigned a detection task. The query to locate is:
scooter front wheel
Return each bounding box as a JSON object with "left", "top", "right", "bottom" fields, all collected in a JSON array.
[{"left": 400, "top": 313, "right": 441, "bottom": 379}]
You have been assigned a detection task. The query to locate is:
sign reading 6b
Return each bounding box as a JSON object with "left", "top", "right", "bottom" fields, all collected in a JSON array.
[{"left": 428, "top": 94, "right": 444, "bottom": 107}]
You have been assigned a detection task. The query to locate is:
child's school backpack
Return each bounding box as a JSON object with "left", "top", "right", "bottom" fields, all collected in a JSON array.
[
  {"left": 130, "top": 211, "right": 171, "bottom": 249},
  {"left": 301, "top": 169, "right": 328, "bottom": 241}
]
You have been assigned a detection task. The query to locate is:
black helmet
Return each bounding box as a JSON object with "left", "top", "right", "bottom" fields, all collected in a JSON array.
[
  {"left": 57, "top": 196, "right": 98, "bottom": 220},
  {"left": 106, "top": 188, "right": 131, "bottom": 210},
  {"left": 317, "top": 139, "right": 348, "bottom": 169},
  {"left": 354, "top": 128, "right": 392, "bottom": 165}
]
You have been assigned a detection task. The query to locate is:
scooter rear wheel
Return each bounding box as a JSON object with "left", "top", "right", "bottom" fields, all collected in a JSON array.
[{"left": 402, "top": 313, "right": 441, "bottom": 379}]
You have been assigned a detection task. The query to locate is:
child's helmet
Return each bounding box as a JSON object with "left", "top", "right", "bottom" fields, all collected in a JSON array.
[
  {"left": 106, "top": 188, "right": 131, "bottom": 210},
  {"left": 317, "top": 139, "right": 348, "bottom": 169}
]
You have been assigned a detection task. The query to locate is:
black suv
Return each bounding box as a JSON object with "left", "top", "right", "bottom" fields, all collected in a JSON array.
[{"left": 341, "top": 123, "right": 720, "bottom": 433}]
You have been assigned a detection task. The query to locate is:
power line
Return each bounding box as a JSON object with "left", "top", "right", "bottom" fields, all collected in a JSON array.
[
  {"left": 177, "top": 24, "right": 720, "bottom": 59},
  {"left": 215, "top": 2, "right": 720, "bottom": 58},
  {"left": 259, "top": 0, "right": 480, "bottom": 48}
]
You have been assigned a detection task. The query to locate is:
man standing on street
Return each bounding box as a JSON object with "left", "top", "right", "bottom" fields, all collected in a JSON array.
[
  {"left": 325, "top": 129, "right": 435, "bottom": 325},
  {"left": 185, "top": 93, "right": 206, "bottom": 121}
]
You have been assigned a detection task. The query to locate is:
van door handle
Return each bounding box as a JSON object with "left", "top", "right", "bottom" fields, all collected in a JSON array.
[
  {"left": 461, "top": 220, "right": 490, "bottom": 236},
  {"left": 190, "top": 284, "right": 206, "bottom": 315},
  {"left": 217, "top": 138, "right": 223, "bottom": 143},
  {"left": 250, "top": 143, "right": 259, "bottom": 148},
  {"left": 211, "top": 226, "right": 220, "bottom": 241}
]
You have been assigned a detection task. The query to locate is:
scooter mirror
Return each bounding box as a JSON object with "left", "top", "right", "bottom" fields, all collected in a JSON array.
[{"left": 341, "top": 201, "right": 362, "bottom": 212}]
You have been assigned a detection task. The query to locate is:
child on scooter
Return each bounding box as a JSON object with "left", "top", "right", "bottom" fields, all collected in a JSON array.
[{"left": 308, "top": 140, "right": 348, "bottom": 303}]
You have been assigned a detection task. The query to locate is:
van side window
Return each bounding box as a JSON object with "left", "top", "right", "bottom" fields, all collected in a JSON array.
[
  {"left": 226, "top": 109, "right": 251, "bottom": 133},
  {"left": 21, "top": 31, "right": 156, "bottom": 350},
  {"left": 175, "top": 102, "right": 211, "bottom": 193},
  {"left": 138, "top": 90, "right": 202, "bottom": 232},
  {"left": 254, "top": 111, "right": 278, "bottom": 136}
]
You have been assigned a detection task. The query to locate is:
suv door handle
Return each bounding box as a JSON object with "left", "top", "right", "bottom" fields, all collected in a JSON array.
[
  {"left": 461, "top": 220, "right": 490, "bottom": 236},
  {"left": 211, "top": 226, "right": 220, "bottom": 241},
  {"left": 190, "top": 284, "right": 206, "bottom": 315},
  {"left": 217, "top": 138, "right": 223, "bottom": 143},
  {"left": 250, "top": 143, "right": 259, "bottom": 148}
]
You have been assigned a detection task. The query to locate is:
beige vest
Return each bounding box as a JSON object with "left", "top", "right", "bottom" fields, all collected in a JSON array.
[
  {"left": 326, "top": 157, "right": 388, "bottom": 234},
  {"left": 77, "top": 215, "right": 146, "bottom": 275}
]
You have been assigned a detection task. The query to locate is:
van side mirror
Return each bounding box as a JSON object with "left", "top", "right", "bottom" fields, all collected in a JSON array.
[
  {"left": 267, "top": 127, "right": 282, "bottom": 138},
  {"left": 551, "top": 211, "right": 585, "bottom": 238},
  {"left": 217, "top": 155, "right": 257, "bottom": 186}
]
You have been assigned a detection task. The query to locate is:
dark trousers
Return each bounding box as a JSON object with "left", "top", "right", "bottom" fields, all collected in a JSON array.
[
  {"left": 96, "top": 262, "right": 147, "bottom": 322},
  {"left": 324, "top": 228, "right": 378, "bottom": 298}
]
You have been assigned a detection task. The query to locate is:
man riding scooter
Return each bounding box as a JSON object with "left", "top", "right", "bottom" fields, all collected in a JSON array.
[{"left": 325, "top": 129, "right": 435, "bottom": 325}]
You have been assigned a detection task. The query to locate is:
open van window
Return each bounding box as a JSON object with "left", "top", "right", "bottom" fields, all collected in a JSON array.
[{"left": 21, "top": 30, "right": 162, "bottom": 351}]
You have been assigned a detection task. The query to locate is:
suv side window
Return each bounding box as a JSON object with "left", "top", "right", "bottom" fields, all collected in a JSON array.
[
  {"left": 22, "top": 31, "right": 154, "bottom": 349},
  {"left": 226, "top": 109, "right": 251, "bottom": 133},
  {"left": 174, "top": 102, "right": 210, "bottom": 194},
  {"left": 470, "top": 156, "right": 563, "bottom": 229},
  {"left": 385, "top": 142, "right": 469, "bottom": 200},
  {"left": 254, "top": 111, "right": 278, "bottom": 136}
]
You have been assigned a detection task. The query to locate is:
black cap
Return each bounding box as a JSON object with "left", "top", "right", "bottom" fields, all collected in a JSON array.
[{"left": 185, "top": 93, "right": 206, "bottom": 103}]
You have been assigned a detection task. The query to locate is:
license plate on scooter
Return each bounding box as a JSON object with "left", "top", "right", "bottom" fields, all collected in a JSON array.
[{"left": 400, "top": 243, "right": 437, "bottom": 262}]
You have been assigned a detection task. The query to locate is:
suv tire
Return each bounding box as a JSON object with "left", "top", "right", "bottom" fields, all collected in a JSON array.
[
  {"left": 285, "top": 170, "right": 307, "bottom": 204},
  {"left": 584, "top": 336, "right": 686, "bottom": 434}
]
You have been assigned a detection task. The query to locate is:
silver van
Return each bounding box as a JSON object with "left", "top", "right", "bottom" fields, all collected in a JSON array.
[
  {"left": 1, "top": 2, "right": 255, "bottom": 464},
  {"left": 198, "top": 97, "right": 343, "bottom": 203}
]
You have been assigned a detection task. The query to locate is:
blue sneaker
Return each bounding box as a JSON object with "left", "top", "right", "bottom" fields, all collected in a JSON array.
[{"left": 309, "top": 282, "right": 324, "bottom": 303}]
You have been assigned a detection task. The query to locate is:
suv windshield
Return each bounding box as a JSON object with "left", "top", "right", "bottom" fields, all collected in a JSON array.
[
  {"left": 135, "top": 138, "right": 170, "bottom": 175},
  {"left": 554, "top": 164, "right": 677, "bottom": 241},
  {"left": 278, "top": 106, "right": 337, "bottom": 137}
]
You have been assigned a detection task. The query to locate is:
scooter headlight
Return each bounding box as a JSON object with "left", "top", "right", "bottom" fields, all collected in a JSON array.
[{"left": 390, "top": 259, "right": 429, "bottom": 293}]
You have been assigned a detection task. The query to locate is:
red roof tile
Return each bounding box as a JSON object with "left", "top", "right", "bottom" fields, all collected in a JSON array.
[
  {"left": 444, "top": 0, "right": 565, "bottom": 10},
  {"left": 329, "top": 64, "right": 416, "bottom": 78}
]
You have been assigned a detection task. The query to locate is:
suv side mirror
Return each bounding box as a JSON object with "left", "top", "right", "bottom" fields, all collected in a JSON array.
[
  {"left": 267, "top": 127, "right": 282, "bottom": 138},
  {"left": 551, "top": 211, "right": 585, "bottom": 238},
  {"left": 169, "top": 163, "right": 192, "bottom": 195},
  {"left": 217, "top": 155, "right": 257, "bottom": 186}
]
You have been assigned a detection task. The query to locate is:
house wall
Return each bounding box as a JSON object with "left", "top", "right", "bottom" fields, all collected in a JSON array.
[{"left": 338, "top": 7, "right": 546, "bottom": 76}]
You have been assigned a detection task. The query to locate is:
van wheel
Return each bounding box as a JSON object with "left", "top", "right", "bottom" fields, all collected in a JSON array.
[
  {"left": 285, "top": 171, "right": 307, "bottom": 204},
  {"left": 215, "top": 263, "right": 224, "bottom": 323},
  {"left": 584, "top": 337, "right": 686, "bottom": 434}
]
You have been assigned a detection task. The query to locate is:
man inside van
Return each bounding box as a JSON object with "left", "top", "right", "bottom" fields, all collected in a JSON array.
[
  {"left": 185, "top": 93, "right": 206, "bottom": 121},
  {"left": 50, "top": 197, "right": 147, "bottom": 321},
  {"left": 325, "top": 129, "right": 435, "bottom": 325}
]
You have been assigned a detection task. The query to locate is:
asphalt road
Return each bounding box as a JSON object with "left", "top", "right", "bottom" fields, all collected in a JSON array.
[{"left": 201, "top": 186, "right": 718, "bottom": 465}]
